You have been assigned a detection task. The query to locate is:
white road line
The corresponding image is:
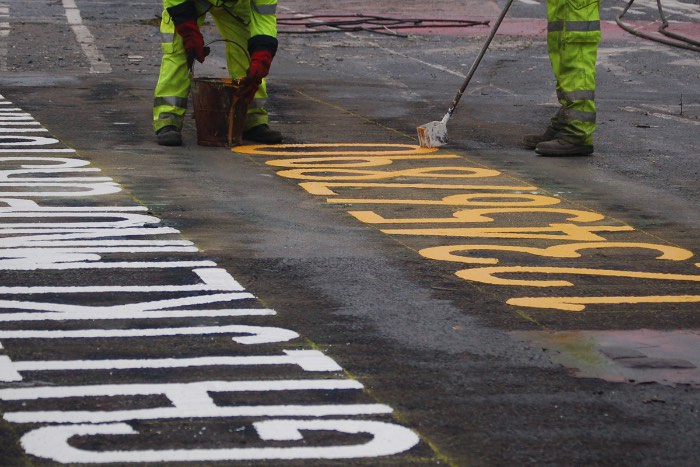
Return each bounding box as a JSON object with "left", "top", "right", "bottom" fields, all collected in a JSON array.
[
  {"left": 0, "top": 149, "right": 76, "bottom": 153},
  {"left": 6, "top": 403, "right": 393, "bottom": 424},
  {"left": 11, "top": 350, "right": 342, "bottom": 373},
  {"left": 621, "top": 106, "right": 700, "bottom": 127},
  {"left": 62, "top": 0, "right": 112, "bottom": 74},
  {"left": 0, "top": 128, "right": 49, "bottom": 133}
]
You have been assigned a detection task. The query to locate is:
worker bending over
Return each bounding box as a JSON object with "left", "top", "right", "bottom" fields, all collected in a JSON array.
[
  {"left": 524, "top": 0, "right": 601, "bottom": 156},
  {"left": 154, "top": 0, "right": 282, "bottom": 146}
]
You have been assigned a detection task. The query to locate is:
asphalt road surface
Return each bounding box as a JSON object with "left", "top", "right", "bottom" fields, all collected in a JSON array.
[{"left": 0, "top": 0, "right": 699, "bottom": 465}]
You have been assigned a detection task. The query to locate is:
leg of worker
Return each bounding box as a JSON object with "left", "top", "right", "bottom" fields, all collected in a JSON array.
[
  {"left": 211, "top": 1, "right": 282, "bottom": 143},
  {"left": 215, "top": 3, "right": 281, "bottom": 142},
  {"left": 209, "top": 5, "right": 267, "bottom": 129},
  {"left": 537, "top": 0, "right": 600, "bottom": 155},
  {"left": 522, "top": 1, "right": 565, "bottom": 149},
  {"left": 545, "top": 0, "right": 565, "bottom": 138},
  {"left": 153, "top": 7, "right": 198, "bottom": 145}
]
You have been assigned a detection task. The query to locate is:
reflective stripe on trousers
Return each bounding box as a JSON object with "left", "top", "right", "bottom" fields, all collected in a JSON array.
[
  {"left": 153, "top": 3, "right": 270, "bottom": 134},
  {"left": 546, "top": 0, "right": 601, "bottom": 145}
]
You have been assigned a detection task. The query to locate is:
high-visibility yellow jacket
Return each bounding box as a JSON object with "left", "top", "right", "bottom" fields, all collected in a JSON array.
[
  {"left": 164, "top": 0, "right": 278, "bottom": 55},
  {"left": 153, "top": 0, "right": 278, "bottom": 133}
]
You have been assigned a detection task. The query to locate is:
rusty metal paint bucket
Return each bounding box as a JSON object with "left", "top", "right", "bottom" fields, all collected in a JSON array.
[{"left": 191, "top": 77, "right": 248, "bottom": 147}]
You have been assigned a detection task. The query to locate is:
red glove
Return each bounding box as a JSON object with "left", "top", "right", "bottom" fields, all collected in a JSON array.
[
  {"left": 246, "top": 50, "right": 273, "bottom": 84},
  {"left": 238, "top": 78, "right": 259, "bottom": 106},
  {"left": 175, "top": 20, "right": 206, "bottom": 64}
]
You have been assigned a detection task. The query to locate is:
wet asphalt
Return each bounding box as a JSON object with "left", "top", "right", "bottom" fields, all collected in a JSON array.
[{"left": 0, "top": 0, "right": 699, "bottom": 465}]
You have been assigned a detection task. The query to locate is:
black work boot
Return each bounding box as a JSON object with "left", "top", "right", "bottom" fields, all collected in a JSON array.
[
  {"left": 535, "top": 138, "right": 594, "bottom": 157},
  {"left": 522, "top": 127, "right": 558, "bottom": 149},
  {"left": 242, "top": 124, "right": 283, "bottom": 144},
  {"left": 156, "top": 126, "right": 182, "bottom": 147}
]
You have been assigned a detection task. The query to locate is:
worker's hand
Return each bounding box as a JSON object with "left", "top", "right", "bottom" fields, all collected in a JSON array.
[
  {"left": 246, "top": 50, "right": 273, "bottom": 84},
  {"left": 238, "top": 77, "right": 259, "bottom": 106},
  {"left": 175, "top": 20, "right": 206, "bottom": 64}
]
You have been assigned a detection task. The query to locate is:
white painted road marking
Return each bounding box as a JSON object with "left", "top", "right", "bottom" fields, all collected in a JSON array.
[
  {"left": 9, "top": 349, "right": 343, "bottom": 374},
  {"left": 62, "top": 0, "right": 112, "bottom": 73},
  {"left": 0, "top": 94, "right": 420, "bottom": 462},
  {"left": 21, "top": 420, "right": 421, "bottom": 463}
]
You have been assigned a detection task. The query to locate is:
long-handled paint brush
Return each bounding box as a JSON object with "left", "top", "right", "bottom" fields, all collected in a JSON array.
[{"left": 417, "top": 0, "right": 516, "bottom": 148}]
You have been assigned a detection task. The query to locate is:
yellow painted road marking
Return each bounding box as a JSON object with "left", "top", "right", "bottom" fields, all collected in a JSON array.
[
  {"left": 235, "top": 143, "right": 438, "bottom": 156},
  {"left": 508, "top": 295, "right": 700, "bottom": 312},
  {"left": 420, "top": 242, "right": 694, "bottom": 265},
  {"left": 330, "top": 193, "right": 562, "bottom": 206},
  {"left": 457, "top": 266, "right": 700, "bottom": 287},
  {"left": 278, "top": 166, "right": 502, "bottom": 181},
  {"left": 351, "top": 208, "right": 605, "bottom": 224},
  {"left": 234, "top": 143, "right": 699, "bottom": 313},
  {"left": 302, "top": 182, "right": 534, "bottom": 196},
  {"left": 384, "top": 224, "right": 632, "bottom": 241}
]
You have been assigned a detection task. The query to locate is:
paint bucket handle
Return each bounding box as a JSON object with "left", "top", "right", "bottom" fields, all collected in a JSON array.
[{"left": 188, "top": 39, "right": 248, "bottom": 74}]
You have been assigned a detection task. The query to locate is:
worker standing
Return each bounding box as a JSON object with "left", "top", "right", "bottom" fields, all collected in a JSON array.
[
  {"left": 153, "top": 0, "right": 282, "bottom": 146},
  {"left": 523, "top": 0, "right": 601, "bottom": 156}
]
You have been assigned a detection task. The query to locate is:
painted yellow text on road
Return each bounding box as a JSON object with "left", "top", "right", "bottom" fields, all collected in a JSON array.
[{"left": 233, "top": 144, "right": 699, "bottom": 313}]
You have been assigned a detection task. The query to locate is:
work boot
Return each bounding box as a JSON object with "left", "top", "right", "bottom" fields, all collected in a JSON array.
[
  {"left": 156, "top": 126, "right": 182, "bottom": 147},
  {"left": 535, "top": 138, "right": 594, "bottom": 157},
  {"left": 522, "top": 127, "right": 558, "bottom": 149},
  {"left": 242, "top": 124, "right": 283, "bottom": 144}
]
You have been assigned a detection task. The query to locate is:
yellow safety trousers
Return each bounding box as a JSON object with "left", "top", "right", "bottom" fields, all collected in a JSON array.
[
  {"left": 547, "top": 0, "right": 601, "bottom": 145},
  {"left": 153, "top": 1, "right": 270, "bottom": 134}
]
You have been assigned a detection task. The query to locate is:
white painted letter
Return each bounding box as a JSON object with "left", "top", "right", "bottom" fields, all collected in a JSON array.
[{"left": 21, "top": 420, "right": 419, "bottom": 462}]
